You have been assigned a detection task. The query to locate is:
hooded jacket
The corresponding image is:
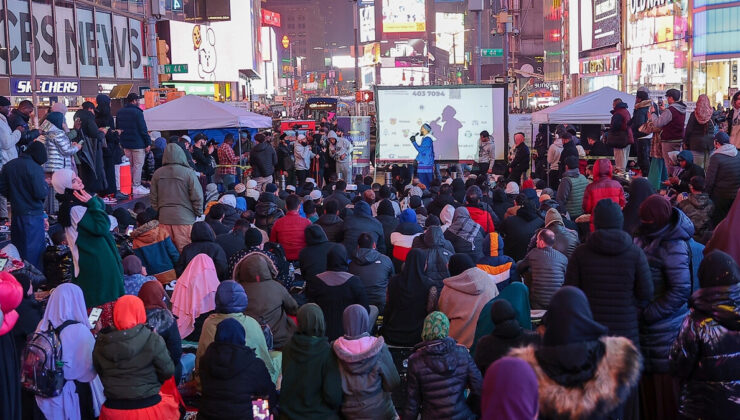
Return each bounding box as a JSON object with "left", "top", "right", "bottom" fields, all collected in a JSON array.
[
  {"left": 116, "top": 103, "right": 150, "bottom": 149},
  {"left": 349, "top": 247, "right": 394, "bottom": 311},
  {"left": 439, "top": 267, "right": 499, "bottom": 348},
  {"left": 299, "top": 225, "right": 339, "bottom": 287},
  {"left": 565, "top": 228, "right": 653, "bottom": 346},
  {"left": 42, "top": 120, "right": 77, "bottom": 172},
  {"left": 176, "top": 222, "right": 228, "bottom": 280},
  {"left": 342, "top": 203, "right": 387, "bottom": 256},
  {"left": 635, "top": 209, "right": 694, "bottom": 372},
  {"left": 583, "top": 159, "right": 626, "bottom": 215},
  {"left": 0, "top": 151, "right": 48, "bottom": 216},
  {"left": 404, "top": 337, "right": 483, "bottom": 420},
  {"left": 131, "top": 220, "right": 179, "bottom": 283},
  {"left": 518, "top": 246, "right": 568, "bottom": 310},
  {"left": 705, "top": 145, "right": 740, "bottom": 199},
  {"left": 498, "top": 205, "right": 544, "bottom": 262},
  {"left": 93, "top": 324, "right": 174, "bottom": 402},
  {"left": 476, "top": 232, "right": 517, "bottom": 289},
  {"left": 632, "top": 99, "right": 653, "bottom": 139},
  {"left": 248, "top": 140, "right": 277, "bottom": 178},
  {"left": 332, "top": 336, "right": 400, "bottom": 419},
  {"left": 673, "top": 150, "right": 705, "bottom": 194},
  {"left": 526, "top": 209, "right": 580, "bottom": 259},
  {"left": 427, "top": 193, "right": 458, "bottom": 219},
  {"left": 678, "top": 192, "right": 715, "bottom": 243},
  {"left": 313, "top": 266, "right": 369, "bottom": 341},
  {"left": 255, "top": 193, "right": 284, "bottom": 236},
  {"left": 412, "top": 227, "right": 454, "bottom": 286},
  {"left": 150, "top": 143, "right": 204, "bottom": 225},
  {"left": 316, "top": 213, "right": 344, "bottom": 242}
]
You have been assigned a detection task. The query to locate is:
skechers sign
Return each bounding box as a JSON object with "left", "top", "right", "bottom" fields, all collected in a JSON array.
[{"left": 11, "top": 78, "right": 80, "bottom": 95}]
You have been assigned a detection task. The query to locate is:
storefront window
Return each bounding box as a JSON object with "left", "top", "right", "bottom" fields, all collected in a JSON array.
[
  {"left": 112, "top": 0, "right": 127, "bottom": 12},
  {"left": 128, "top": 0, "right": 144, "bottom": 15},
  {"left": 55, "top": 0, "right": 77, "bottom": 77},
  {"left": 692, "top": 59, "right": 736, "bottom": 108}
]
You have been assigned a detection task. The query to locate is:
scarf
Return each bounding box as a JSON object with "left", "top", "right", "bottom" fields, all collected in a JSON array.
[
  {"left": 297, "top": 303, "right": 326, "bottom": 337},
  {"left": 138, "top": 280, "right": 168, "bottom": 310},
  {"left": 695, "top": 94, "right": 713, "bottom": 125},
  {"left": 447, "top": 206, "right": 481, "bottom": 246},
  {"left": 113, "top": 295, "right": 147, "bottom": 330},
  {"left": 481, "top": 357, "right": 539, "bottom": 420},
  {"left": 342, "top": 304, "right": 369, "bottom": 339},
  {"left": 422, "top": 311, "right": 450, "bottom": 341}
]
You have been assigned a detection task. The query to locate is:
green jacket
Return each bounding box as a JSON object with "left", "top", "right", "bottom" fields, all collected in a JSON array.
[
  {"left": 150, "top": 143, "right": 204, "bottom": 225},
  {"left": 73, "top": 196, "right": 124, "bottom": 307},
  {"left": 93, "top": 324, "right": 175, "bottom": 400}
]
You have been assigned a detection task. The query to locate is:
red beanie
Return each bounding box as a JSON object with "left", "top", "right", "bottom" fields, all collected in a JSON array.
[{"left": 639, "top": 195, "right": 673, "bottom": 228}]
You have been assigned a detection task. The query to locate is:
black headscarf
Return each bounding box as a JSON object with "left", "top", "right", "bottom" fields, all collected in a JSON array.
[
  {"left": 326, "top": 245, "right": 349, "bottom": 272},
  {"left": 623, "top": 178, "right": 655, "bottom": 235},
  {"left": 448, "top": 253, "right": 475, "bottom": 277},
  {"left": 399, "top": 248, "right": 432, "bottom": 291},
  {"left": 535, "top": 286, "right": 608, "bottom": 387},
  {"left": 698, "top": 250, "right": 740, "bottom": 289},
  {"left": 691, "top": 251, "right": 740, "bottom": 331},
  {"left": 377, "top": 199, "right": 395, "bottom": 217},
  {"left": 56, "top": 188, "right": 86, "bottom": 228},
  {"left": 451, "top": 178, "right": 466, "bottom": 203}
]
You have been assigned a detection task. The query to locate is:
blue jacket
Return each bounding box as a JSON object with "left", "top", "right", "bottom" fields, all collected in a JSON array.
[
  {"left": 116, "top": 104, "right": 150, "bottom": 149},
  {"left": 412, "top": 136, "right": 435, "bottom": 173},
  {"left": 0, "top": 155, "right": 48, "bottom": 216},
  {"left": 131, "top": 220, "right": 180, "bottom": 283}
]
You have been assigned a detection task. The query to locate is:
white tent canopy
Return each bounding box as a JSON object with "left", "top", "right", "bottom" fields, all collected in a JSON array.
[
  {"left": 531, "top": 87, "right": 637, "bottom": 125},
  {"left": 143, "top": 95, "right": 272, "bottom": 131}
]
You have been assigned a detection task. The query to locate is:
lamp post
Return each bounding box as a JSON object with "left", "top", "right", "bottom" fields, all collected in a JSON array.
[{"left": 282, "top": 35, "right": 292, "bottom": 116}]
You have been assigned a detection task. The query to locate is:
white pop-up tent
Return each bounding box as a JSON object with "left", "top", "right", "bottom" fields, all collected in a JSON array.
[
  {"left": 143, "top": 95, "right": 272, "bottom": 131},
  {"left": 531, "top": 87, "right": 637, "bottom": 125}
]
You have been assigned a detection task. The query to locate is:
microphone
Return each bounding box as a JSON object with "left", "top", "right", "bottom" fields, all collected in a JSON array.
[{"left": 413, "top": 132, "right": 420, "bottom": 137}]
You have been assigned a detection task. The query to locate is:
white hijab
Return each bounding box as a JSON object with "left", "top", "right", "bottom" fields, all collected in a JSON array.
[{"left": 35, "top": 284, "right": 104, "bottom": 419}]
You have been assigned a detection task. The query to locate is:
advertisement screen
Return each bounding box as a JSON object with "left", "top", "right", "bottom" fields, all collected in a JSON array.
[
  {"left": 580, "top": 0, "right": 620, "bottom": 51},
  {"left": 170, "top": 0, "right": 254, "bottom": 82},
  {"left": 360, "top": 5, "right": 375, "bottom": 42},
  {"left": 376, "top": 86, "right": 507, "bottom": 161},
  {"left": 435, "top": 13, "right": 464, "bottom": 64},
  {"left": 382, "top": 0, "right": 426, "bottom": 33}
]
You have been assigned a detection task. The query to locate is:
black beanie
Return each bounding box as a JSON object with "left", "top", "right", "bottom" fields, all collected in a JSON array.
[
  {"left": 24, "top": 141, "right": 47, "bottom": 166},
  {"left": 593, "top": 199, "right": 623, "bottom": 230},
  {"left": 698, "top": 251, "right": 740, "bottom": 289},
  {"left": 244, "top": 228, "right": 263, "bottom": 248}
]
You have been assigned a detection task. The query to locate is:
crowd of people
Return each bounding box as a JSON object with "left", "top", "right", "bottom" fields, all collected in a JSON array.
[{"left": 0, "top": 87, "right": 739, "bottom": 420}]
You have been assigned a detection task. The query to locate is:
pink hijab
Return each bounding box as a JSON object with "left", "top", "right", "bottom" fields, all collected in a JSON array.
[
  {"left": 695, "top": 94, "right": 713, "bottom": 125},
  {"left": 172, "top": 254, "right": 220, "bottom": 338}
]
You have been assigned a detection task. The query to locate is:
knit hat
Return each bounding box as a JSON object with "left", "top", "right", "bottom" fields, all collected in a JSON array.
[
  {"left": 698, "top": 251, "right": 740, "bottom": 289},
  {"left": 45, "top": 112, "right": 65, "bottom": 130},
  {"left": 122, "top": 255, "right": 143, "bottom": 275},
  {"left": 219, "top": 194, "right": 237, "bottom": 208},
  {"left": 0, "top": 96, "right": 11, "bottom": 107},
  {"left": 714, "top": 131, "right": 730, "bottom": 145},
  {"left": 234, "top": 183, "right": 246, "bottom": 194},
  {"left": 639, "top": 195, "right": 673, "bottom": 228},
  {"left": 544, "top": 208, "right": 564, "bottom": 228},
  {"left": 309, "top": 189, "right": 322, "bottom": 200},
  {"left": 306, "top": 177, "right": 317, "bottom": 187},
  {"left": 354, "top": 201, "right": 371, "bottom": 217},
  {"left": 265, "top": 183, "right": 278, "bottom": 193},
  {"left": 244, "top": 228, "right": 263, "bottom": 248},
  {"left": 409, "top": 195, "right": 422, "bottom": 209},
  {"left": 51, "top": 168, "right": 76, "bottom": 194},
  {"left": 24, "top": 141, "right": 47, "bottom": 166},
  {"left": 539, "top": 194, "right": 551, "bottom": 203},
  {"left": 593, "top": 199, "right": 624, "bottom": 230},
  {"left": 214, "top": 317, "right": 246, "bottom": 345},
  {"left": 505, "top": 182, "right": 520, "bottom": 195},
  {"left": 422, "top": 311, "right": 450, "bottom": 341}
]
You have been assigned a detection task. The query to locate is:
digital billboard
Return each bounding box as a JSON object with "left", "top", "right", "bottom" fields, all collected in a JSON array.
[
  {"left": 580, "top": 0, "right": 620, "bottom": 51},
  {"left": 382, "top": 0, "right": 426, "bottom": 33},
  {"left": 435, "top": 13, "right": 465, "bottom": 64},
  {"left": 360, "top": 5, "right": 375, "bottom": 42}
]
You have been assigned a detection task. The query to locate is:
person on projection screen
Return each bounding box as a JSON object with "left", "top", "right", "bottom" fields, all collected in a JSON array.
[{"left": 411, "top": 123, "right": 435, "bottom": 187}]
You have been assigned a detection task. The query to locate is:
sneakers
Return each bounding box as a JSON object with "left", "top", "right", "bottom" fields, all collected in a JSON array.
[
  {"left": 114, "top": 191, "right": 129, "bottom": 201},
  {"left": 102, "top": 196, "right": 117, "bottom": 205},
  {"left": 132, "top": 186, "right": 150, "bottom": 195}
]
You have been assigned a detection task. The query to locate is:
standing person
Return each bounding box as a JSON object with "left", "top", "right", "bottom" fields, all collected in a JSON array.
[
  {"left": 556, "top": 125, "right": 579, "bottom": 177},
  {"left": 607, "top": 99, "right": 635, "bottom": 172},
  {"left": 410, "top": 123, "right": 435, "bottom": 187},
  {"left": 8, "top": 100, "right": 40, "bottom": 148},
  {"left": 249, "top": 133, "right": 278, "bottom": 192},
  {"left": 294, "top": 133, "right": 315, "bottom": 188},
  {"left": 669, "top": 251, "right": 740, "bottom": 419},
  {"left": 477, "top": 130, "right": 496, "bottom": 176},
  {"left": 73, "top": 102, "right": 107, "bottom": 195},
  {"left": 329, "top": 130, "right": 352, "bottom": 181},
  {"left": 51, "top": 169, "right": 124, "bottom": 309},
  {"left": 0, "top": 96, "right": 23, "bottom": 222},
  {"left": 403, "top": 311, "right": 483, "bottom": 420},
  {"left": 726, "top": 90, "right": 740, "bottom": 150},
  {"left": 0, "top": 141, "right": 48, "bottom": 270},
  {"left": 508, "top": 132, "right": 530, "bottom": 184},
  {"left": 217, "top": 134, "right": 240, "bottom": 187},
  {"left": 683, "top": 94, "right": 715, "bottom": 169},
  {"left": 556, "top": 156, "right": 589, "bottom": 219},
  {"left": 632, "top": 89, "right": 654, "bottom": 176},
  {"left": 546, "top": 130, "right": 563, "bottom": 189},
  {"left": 517, "top": 229, "right": 568, "bottom": 310},
  {"left": 150, "top": 143, "right": 204, "bottom": 252},
  {"left": 116, "top": 93, "right": 150, "bottom": 195},
  {"left": 634, "top": 195, "right": 693, "bottom": 419},
  {"left": 41, "top": 111, "right": 79, "bottom": 173},
  {"left": 95, "top": 93, "right": 127, "bottom": 200},
  {"left": 192, "top": 135, "right": 215, "bottom": 184},
  {"left": 705, "top": 132, "right": 740, "bottom": 223},
  {"left": 651, "top": 89, "right": 687, "bottom": 175}
]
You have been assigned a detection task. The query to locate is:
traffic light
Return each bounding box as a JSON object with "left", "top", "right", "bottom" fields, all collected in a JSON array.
[
  {"left": 310, "top": 73, "right": 315, "bottom": 83},
  {"left": 157, "top": 39, "right": 171, "bottom": 82}
]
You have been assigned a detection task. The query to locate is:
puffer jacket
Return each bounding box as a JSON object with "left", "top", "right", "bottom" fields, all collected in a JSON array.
[
  {"left": 582, "top": 159, "right": 626, "bottom": 216},
  {"left": 131, "top": 220, "right": 179, "bottom": 283},
  {"left": 349, "top": 247, "right": 394, "bottom": 311},
  {"left": 342, "top": 212, "right": 387, "bottom": 256},
  {"left": 439, "top": 267, "right": 499, "bottom": 348},
  {"left": 412, "top": 227, "right": 454, "bottom": 287},
  {"left": 150, "top": 143, "right": 204, "bottom": 225},
  {"left": 678, "top": 193, "right": 715, "bottom": 243},
  {"left": 444, "top": 224, "right": 485, "bottom": 261},
  {"left": 316, "top": 213, "right": 344, "bottom": 243},
  {"left": 475, "top": 232, "right": 517, "bottom": 290},
  {"left": 93, "top": 324, "right": 175, "bottom": 401},
  {"left": 705, "top": 145, "right": 740, "bottom": 199},
  {"left": 249, "top": 141, "right": 277, "bottom": 178},
  {"left": 270, "top": 210, "right": 312, "bottom": 261},
  {"left": 332, "top": 336, "right": 400, "bottom": 419},
  {"left": 403, "top": 337, "right": 483, "bottom": 420},
  {"left": 498, "top": 205, "right": 544, "bottom": 262},
  {"left": 42, "top": 125, "right": 77, "bottom": 172},
  {"left": 254, "top": 195, "right": 284, "bottom": 236},
  {"left": 518, "top": 247, "right": 568, "bottom": 310},
  {"left": 526, "top": 210, "right": 580, "bottom": 259},
  {"left": 176, "top": 222, "right": 228, "bottom": 280},
  {"left": 670, "top": 284, "right": 740, "bottom": 419},
  {"left": 465, "top": 204, "right": 496, "bottom": 233},
  {"left": 565, "top": 228, "right": 653, "bottom": 346},
  {"left": 635, "top": 208, "right": 694, "bottom": 373},
  {"left": 145, "top": 307, "right": 183, "bottom": 384}
]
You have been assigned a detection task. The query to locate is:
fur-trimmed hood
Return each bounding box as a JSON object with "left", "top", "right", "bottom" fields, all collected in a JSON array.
[
  {"left": 508, "top": 336, "right": 642, "bottom": 420},
  {"left": 145, "top": 307, "right": 175, "bottom": 334}
]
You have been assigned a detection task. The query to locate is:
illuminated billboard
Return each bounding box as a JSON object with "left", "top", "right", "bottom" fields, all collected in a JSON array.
[
  {"left": 382, "top": 0, "right": 426, "bottom": 33},
  {"left": 580, "top": 0, "right": 620, "bottom": 51},
  {"left": 435, "top": 13, "right": 465, "bottom": 64},
  {"left": 360, "top": 5, "right": 375, "bottom": 42}
]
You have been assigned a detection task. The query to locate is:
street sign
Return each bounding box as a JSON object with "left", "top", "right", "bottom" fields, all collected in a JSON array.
[
  {"left": 494, "top": 76, "right": 506, "bottom": 83},
  {"left": 481, "top": 48, "right": 503, "bottom": 57},
  {"left": 508, "top": 76, "right": 516, "bottom": 83},
  {"left": 161, "top": 64, "right": 188, "bottom": 74}
]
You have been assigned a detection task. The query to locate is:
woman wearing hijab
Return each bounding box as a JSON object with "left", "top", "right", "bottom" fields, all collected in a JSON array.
[
  {"left": 669, "top": 251, "right": 740, "bottom": 419},
  {"left": 138, "top": 281, "right": 184, "bottom": 384},
  {"left": 444, "top": 206, "right": 485, "bottom": 260},
  {"left": 509, "top": 287, "right": 642, "bottom": 420},
  {"left": 33, "top": 283, "right": 104, "bottom": 420},
  {"left": 122, "top": 255, "right": 156, "bottom": 295},
  {"left": 93, "top": 295, "right": 179, "bottom": 419},
  {"left": 0, "top": 272, "right": 23, "bottom": 420},
  {"left": 451, "top": 178, "right": 466, "bottom": 204},
  {"left": 171, "top": 253, "right": 219, "bottom": 342},
  {"left": 52, "top": 168, "right": 124, "bottom": 310},
  {"left": 471, "top": 281, "right": 532, "bottom": 354},
  {"left": 404, "top": 311, "right": 482, "bottom": 420},
  {"left": 439, "top": 253, "right": 499, "bottom": 348},
  {"left": 313, "top": 245, "right": 370, "bottom": 341},
  {"left": 474, "top": 299, "right": 540, "bottom": 375},
  {"left": 198, "top": 318, "right": 279, "bottom": 420},
  {"left": 332, "top": 305, "right": 400, "bottom": 419},
  {"left": 382, "top": 248, "right": 434, "bottom": 347},
  {"left": 233, "top": 252, "right": 299, "bottom": 349},
  {"left": 281, "top": 303, "right": 343, "bottom": 420},
  {"left": 683, "top": 94, "right": 715, "bottom": 169},
  {"left": 622, "top": 177, "right": 656, "bottom": 236},
  {"left": 42, "top": 111, "right": 79, "bottom": 173},
  {"left": 704, "top": 189, "right": 740, "bottom": 263},
  {"left": 481, "top": 357, "right": 539, "bottom": 420}
]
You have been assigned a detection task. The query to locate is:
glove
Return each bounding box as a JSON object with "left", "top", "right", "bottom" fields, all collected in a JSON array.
[{"left": 410, "top": 135, "right": 417, "bottom": 142}]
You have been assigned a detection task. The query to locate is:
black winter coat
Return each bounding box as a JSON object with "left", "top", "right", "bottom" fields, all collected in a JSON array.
[
  {"left": 348, "top": 247, "right": 394, "bottom": 312},
  {"left": 670, "top": 284, "right": 740, "bottom": 419},
  {"left": 249, "top": 142, "right": 277, "bottom": 178},
  {"left": 311, "top": 272, "right": 369, "bottom": 341},
  {"left": 404, "top": 337, "right": 483, "bottom": 420},
  {"left": 474, "top": 321, "right": 540, "bottom": 375},
  {"left": 427, "top": 194, "right": 457, "bottom": 218},
  {"left": 205, "top": 218, "right": 230, "bottom": 236},
  {"left": 413, "top": 227, "right": 454, "bottom": 287},
  {"left": 635, "top": 209, "right": 694, "bottom": 373},
  {"left": 706, "top": 150, "right": 740, "bottom": 199},
  {"left": 565, "top": 228, "right": 654, "bottom": 346},
  {"left": 375, "top": 214, "right": 399, "bottom": 258},
  {"left": 315, "top": 214, "right": 344, "bottom": 243},
  {"left": 145, "top": 308, "right": 183, "bottom": 384},
  {"left": 299, "top": 225, "right": 339, "bottom": 291},
  {"left": 498, "top": 207, "right": 544, "bottom": 262},
  {"left": 198, "top": 341, "right": 278, "bottom": 420},
  {"left": 0, "top": 155, "right": 48, "bottom": 216},
  {"left": 221, "top": 205, "right": 241, "bottom": 231},
  {"left": 444, "top": 228, "right": 485, "bottom": 261},
  {"left": 216, "top": 230, "right": 246, "bottom": 261},
  {"left": 176, "top": 223, "right": 229, "bottom": 280},
  {"left": 342, "top": 214, "right": 387, "bottom": 256}
]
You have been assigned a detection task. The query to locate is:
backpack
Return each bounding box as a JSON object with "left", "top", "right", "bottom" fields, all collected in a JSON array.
[{"left": 20, "top": 320, "right": 79, "bottom": 397}]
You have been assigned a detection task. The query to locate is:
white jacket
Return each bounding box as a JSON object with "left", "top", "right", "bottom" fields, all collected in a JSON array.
[
  {"left": 0, "top": 113, "right": 21, "bottom": 167},
  {"left": 547, "top": 138, "right": 563, "bottom": 171}
]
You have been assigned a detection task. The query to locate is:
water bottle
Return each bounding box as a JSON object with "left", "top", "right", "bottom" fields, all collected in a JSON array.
[{"left": 288, "top": 263, "right": 295, "bottom": 282}]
